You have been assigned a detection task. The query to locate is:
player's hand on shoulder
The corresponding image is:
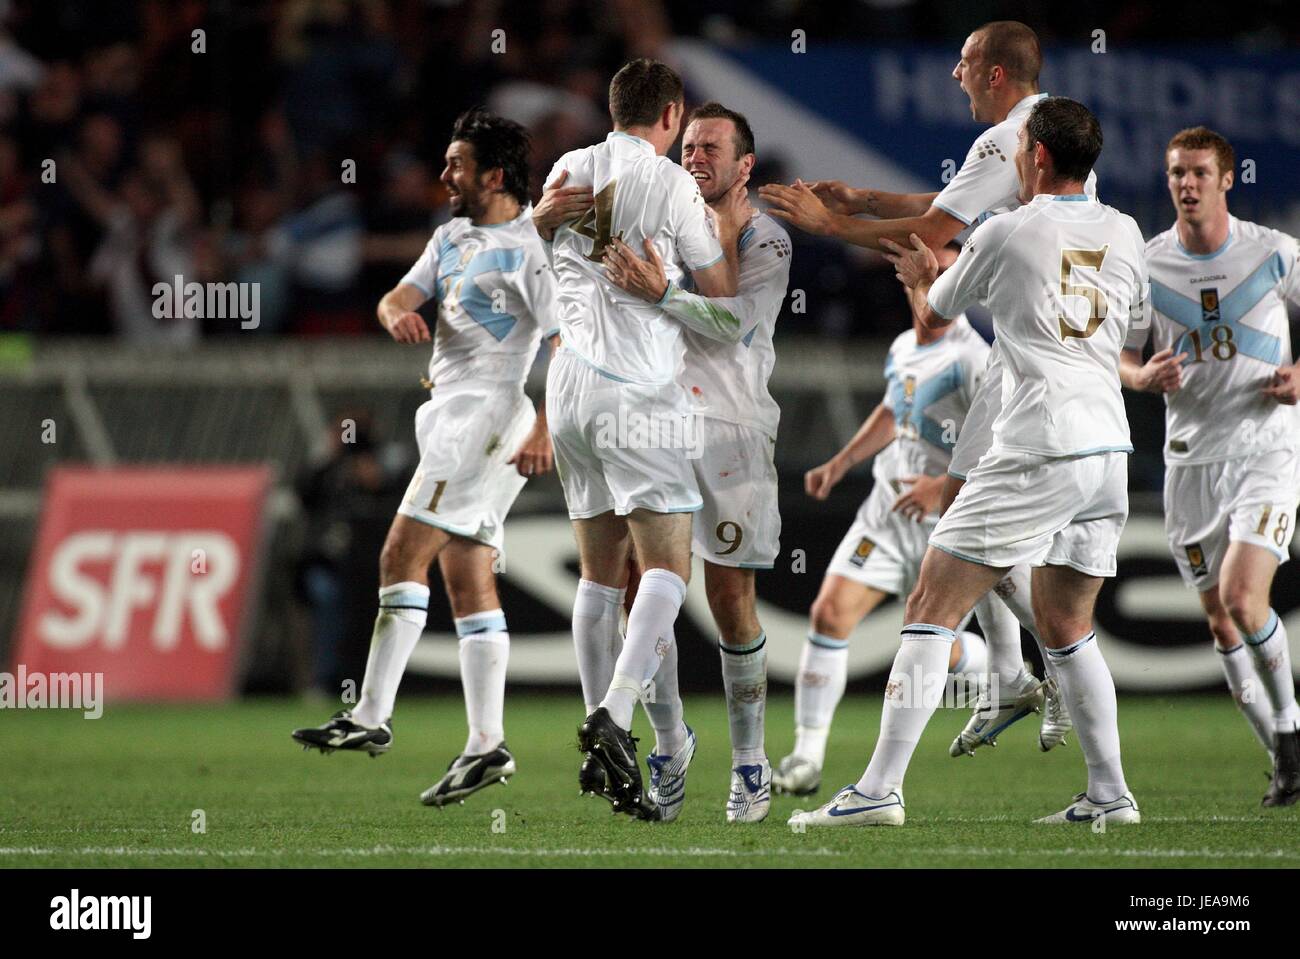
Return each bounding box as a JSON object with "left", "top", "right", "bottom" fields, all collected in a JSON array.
[
  {"left": 805, "top": 458, "right": 845, "bottom": 501},
  {"left": 385, "top": 311, "right": 431, "bottom": 344},
  {"left": 533, "top": 169, "right": 593, "bottom": 237},
  {"left": 1263, "top": 364, "right": 1300, "bottom": 405},
  {"left": 892, "top": 474, "right": 944, "bottom": 522},
  {"left": 1140, "top": 346, "right": 1186, "bottom": 394},
  {"left": 508, "top": 414, "right": 554, "bottom": 477}
]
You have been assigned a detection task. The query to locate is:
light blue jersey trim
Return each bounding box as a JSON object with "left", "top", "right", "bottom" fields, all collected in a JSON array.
[
  {"left": 1176, "top": 228, "right": 1234, "bottom": 260},
  {"left": 396, "top": 508, "right": 482, "bottom": 540},
  {"left": 405, "top": 278, "right": 432, "bottom": 296},
  {"left": 932, "top": 201, "right": 973, "bottom": 226},
  {"left": 947, "top": 468, "right": 967, "bottom": 480},
  {"left": 560, "top": 347, "right": 635, "bottom": 383},
  {"left": 655, "top": 280, "right": 675, "bottom": 306},
  {"left": 1051, "top": 194, "right": 1090, "bottom": 201}
]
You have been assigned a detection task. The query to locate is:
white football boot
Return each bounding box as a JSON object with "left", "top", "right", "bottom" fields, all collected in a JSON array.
[
  {"left": 726, "top": 760, "right": 772, "bottom": 823},
  {"left": 787, "top": 785, "right": 905, "bottom": 828},
  {"left": 645, "top": 726, "right": 696, "bottom": 823},
  {"left": 949, "top": 669, "right": 1045, "bottom": 757},
  {"left": 1034, "top": 791, "right": 1141, "bottom": 825},
  {"left": 772, "top": 754, "right": 821, "bottom": 796},
  {"left": 1038, "top": 677, "right": 1073, "bottom": 751}
]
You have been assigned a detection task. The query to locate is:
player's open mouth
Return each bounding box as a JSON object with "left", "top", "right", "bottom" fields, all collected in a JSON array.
[
  {"left": 691, "top": 172, "right": 711, "bottom": 183},
  {"left": 1180, "top": 196, "right": 1198, "bottom": 209}
]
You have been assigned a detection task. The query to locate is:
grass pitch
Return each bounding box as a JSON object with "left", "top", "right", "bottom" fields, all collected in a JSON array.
[{"left": 0, "top": 693, "right": 1294, "bottom": 868}]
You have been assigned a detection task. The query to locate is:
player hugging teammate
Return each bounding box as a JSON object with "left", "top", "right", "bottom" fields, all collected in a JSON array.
[{"left": 290, "top": 23, "right": 1300, "bottom": 824}]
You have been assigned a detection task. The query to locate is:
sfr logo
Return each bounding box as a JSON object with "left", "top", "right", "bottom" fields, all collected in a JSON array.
[{"left": 38, "top": 532, "right": 240, "bottom": 650}]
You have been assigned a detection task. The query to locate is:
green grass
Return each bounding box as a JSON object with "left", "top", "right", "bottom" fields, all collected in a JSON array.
[{"left": 0, "top": 694, "right": 1294, "bottom": 868}]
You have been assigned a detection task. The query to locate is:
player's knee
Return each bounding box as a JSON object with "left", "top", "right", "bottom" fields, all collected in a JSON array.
[
  {"left": 810, "top": 593, "right": 853, "bottom": 638},
  {"left": 1220, "top": 581, "right": 1267, "bottom": 633}
]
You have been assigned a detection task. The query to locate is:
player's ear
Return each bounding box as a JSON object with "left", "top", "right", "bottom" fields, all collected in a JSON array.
[
  {"left": 1220, "top": 166, "right": 1234, "bottom": 193},
  {"left": 739, "top": 153, "right": 756, "bottom": 177}
]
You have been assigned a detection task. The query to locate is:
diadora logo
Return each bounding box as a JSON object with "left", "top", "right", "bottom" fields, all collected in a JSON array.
[
  {"left": 38, "top": 531, "right": 240, "bottom": 651},
  {"left": 974, "top": 138, "right": 1005, "bottom": 162}
]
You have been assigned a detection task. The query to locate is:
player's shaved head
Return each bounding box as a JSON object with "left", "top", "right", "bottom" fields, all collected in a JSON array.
[
  {"left": 609, "top": 58, "right": 685, "bottom": 129},
  {"left": 971, "top": 21, "right": 1042, "bottom": 86}
]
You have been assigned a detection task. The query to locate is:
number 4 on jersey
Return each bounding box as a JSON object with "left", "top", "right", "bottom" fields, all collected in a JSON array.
[{"left": 572, "top": 181, "right": 621, "bottom": 262}]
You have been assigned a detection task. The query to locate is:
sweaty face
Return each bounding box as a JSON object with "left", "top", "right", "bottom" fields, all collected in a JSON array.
[
  {"left": 1167, "top": 147, "right": 1231, "bottom": 227},
  {"left": 682, "top": 118, "right": 745, "bottom": 203},
  {"left": 952, "top": 34, "right": 993, "bottom": 123},
  {"left": 441, "top": 140, "right": 484, "bottom": 218}
]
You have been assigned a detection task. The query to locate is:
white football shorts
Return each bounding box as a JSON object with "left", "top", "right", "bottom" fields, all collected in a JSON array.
[
  {"left": 930, "top": 449, "right": 1129, "bottom": 577},
  {"left": 547, "top": 349, "right": 702, "bottom": 519},
  {"left": 397, "top": 380, "right": 535, "bottom": 552},
  {"left": 690, "top": 418, "right": 781, "bottom": 569},
  {"left": 1164, "top": 446, "right": 1300, "bottom": 590}
]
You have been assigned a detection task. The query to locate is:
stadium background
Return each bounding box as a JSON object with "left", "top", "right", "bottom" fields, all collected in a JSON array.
[{"left": 1, "top": 0, "right": 1298, "bottom": 704}]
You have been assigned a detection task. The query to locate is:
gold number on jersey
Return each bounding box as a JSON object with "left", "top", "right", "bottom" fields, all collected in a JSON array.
[
  {"left": 1057, "top": 246, "right": 1110, "bottom": 340},
  {"left": 1256, "top": 505, "right": 1273, "bottom": 536},
  {"left": 1188, "top": 324, "right": 1237, "bottom": 363},
  {"left": 572, "top": 180, "right": 621, "bottom": 262},
  {"left": 715, "top": 521, "right": 744, "bottom": 556}
]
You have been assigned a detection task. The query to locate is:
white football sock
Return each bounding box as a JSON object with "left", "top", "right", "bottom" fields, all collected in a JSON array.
[
  {"left": 1046, "top": 631, "right": 1127, "bottom": 803},
  {"left": 601, "top": 569, "right": 686, "bottom": 730},
  {"left": 793, "top": 632, "right": 848, "bottom": 767},
  {"left": 353, "top": 581, "right": 430, "bottom": 727},
  {"left": 1243, "top": 611, "right": 1300, "bottom": 732},
  {"left": 951, "top": 630, "right": 987, "bottom": 681},
  {"left": 1217, "top": 642, "right": 1275, "bottom": 757},
  {"left": 643, "top": 626, "right": 688, "bottom": 756},
  {"left": 720, "top": 632, "right": 768, "bottom": 765},
  {"left": 857, "top": 624, "right": 953, "bottom": 797},
  {"left": 572, "top": 579, "right": 625, "bottom": 715},
  {"left": 992, "top": 565, "right": 1059, "bottom": 695},
  {"left": 973, "top": 589, "right": 1027, "bottom": 695},
  {"left": 455, "top": 609, "right": 509, "bottom": 755}
]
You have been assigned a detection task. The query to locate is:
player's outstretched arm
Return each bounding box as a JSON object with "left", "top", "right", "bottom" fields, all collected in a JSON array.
[
  {"left": 805, "top": 403, "right": 897, "bottom": 501},
  {"left": 1119, "top": 347, "right": 1186, "bottom": 393},
  {"left": 805, "top": 180, "right": 939, "bottom": 219},
  {"left": 759, "top": 180, "right": 961, "bottom": 252},
  {"left": 377, "top": 283, "right": 431, "bottom": 343}
]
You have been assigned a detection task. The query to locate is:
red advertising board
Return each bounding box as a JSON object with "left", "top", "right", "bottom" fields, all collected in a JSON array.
[{"left": 12, "top": 466, "right": 273, "bottom": 701}]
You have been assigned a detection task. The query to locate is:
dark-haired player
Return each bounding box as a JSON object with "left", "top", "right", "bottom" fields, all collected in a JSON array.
[
  {"left": 1121, "top": 126, "right": 1300, "bottom": 806},
  {"left": 292, "top": 110, "right": 559, "bottom": 809}
]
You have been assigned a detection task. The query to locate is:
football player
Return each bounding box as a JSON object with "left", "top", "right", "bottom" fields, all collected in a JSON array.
[
  {"left": 292, "top": 110, "right": 559, "bottom": 809},
  {"left": 1121, "top": 126, "right": 1300, "bottom": 806}
]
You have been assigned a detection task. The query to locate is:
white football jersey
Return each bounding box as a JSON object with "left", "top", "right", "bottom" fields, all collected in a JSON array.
[
  {"left": 546, "top": 132, "right": 724, "bottom": 385},
  {"left": 1130, "top": 216, "right": 1300, "bottom": 465},
  {"left": 934, "top": 92, "right": 1098, "bottom": 229},
  {"left": 874, "top": 316, "right": 990, "bottom": 484},
  {"left": 400, "top": 204, "right": 555, "bottom": 387},
  {"left": 928, "top": 193, "right": 1147, "bottom": 458},
  {"left": 670, "top": 212, "right": 792, "bottom": 439}
]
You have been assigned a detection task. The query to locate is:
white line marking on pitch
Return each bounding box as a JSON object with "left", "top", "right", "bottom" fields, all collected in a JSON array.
[{"left": 0, "top": 844, "right": 1296, "bottom": 862}]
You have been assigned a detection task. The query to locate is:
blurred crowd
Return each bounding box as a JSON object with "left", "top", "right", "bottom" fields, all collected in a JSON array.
[{"left": 1, "top": 0, "right": 1294, "bottom": 342}]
